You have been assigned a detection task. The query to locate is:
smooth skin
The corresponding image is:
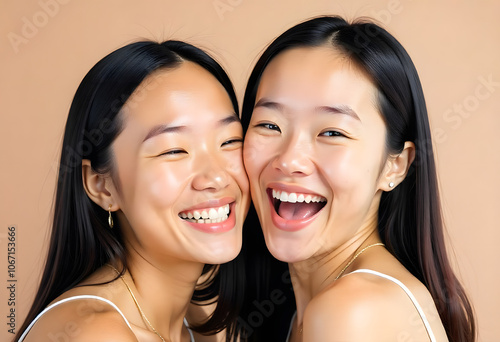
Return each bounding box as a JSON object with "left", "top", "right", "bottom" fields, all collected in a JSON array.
[
  {"left": 243, "top": 46, "right": 448, "bottom": 341},
  {"left": 24, "top": 61, "right": 249, "bottom": 342}
]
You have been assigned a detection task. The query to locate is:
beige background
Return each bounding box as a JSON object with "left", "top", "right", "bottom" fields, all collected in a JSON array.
[{"left": 1, "top": 0, "right": 499, "bottom": 340}]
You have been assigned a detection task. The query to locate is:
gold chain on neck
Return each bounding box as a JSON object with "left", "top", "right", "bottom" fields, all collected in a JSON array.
[
  {"left": 107, "top": 265, "right": 165, "bottom": 342},
  {"left": 335, "top": 242, "right": 385, "bottom": 280}
]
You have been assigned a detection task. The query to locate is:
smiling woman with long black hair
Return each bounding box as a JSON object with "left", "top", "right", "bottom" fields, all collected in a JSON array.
[
  {"left": 241, "top": 16, "right": 475, "bottom": 341},
  {"left": 16, "top": 40, "right": 249, "bottom": 342}
]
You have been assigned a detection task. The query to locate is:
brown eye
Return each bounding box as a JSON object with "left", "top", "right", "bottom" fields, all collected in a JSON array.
[
  {"left": 320, "top": 130, "right": 345, "bottom": 137},
  {"left": 257, "top": 123, "right": 281, "bottom": 132}
]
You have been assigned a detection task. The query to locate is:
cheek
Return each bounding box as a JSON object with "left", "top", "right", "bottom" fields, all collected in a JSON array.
[
  {"left": 137, "top": 163, "right": 188, "bottom": 208},
  {"left": 226, "top": 151, "right": 249, "bottom": 194},
  {"left": 320, "top": 147, "right": 379, "bottom": 191},
  {"left": 243, "top": 133, "right": 270, "bottom": 180}
]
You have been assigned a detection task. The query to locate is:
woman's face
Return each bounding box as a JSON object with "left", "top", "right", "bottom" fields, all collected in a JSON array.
[
  {"left": 110, "top": 61, "right": 249, "bottom": 265},
  {"left": 243, "top": 47, "right": 390, "bottom": 262}
]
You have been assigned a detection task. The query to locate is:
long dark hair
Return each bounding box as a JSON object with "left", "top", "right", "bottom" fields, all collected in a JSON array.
[
  {"left": 16, "top": 40, "right": 244, "bottom": 341},
  {"left": 241, "top": 16, "right": 475, "bottom": 342}
]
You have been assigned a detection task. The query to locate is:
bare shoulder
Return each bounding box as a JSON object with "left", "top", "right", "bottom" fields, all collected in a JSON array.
[
  {"left": 22, "top": 297, "right": 137, "bottom": 342},
  {"left": 303, "top": 271, "right": 436, "bottom": 341}
]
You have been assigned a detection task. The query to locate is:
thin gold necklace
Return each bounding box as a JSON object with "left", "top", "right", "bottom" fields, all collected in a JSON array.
[
  {"left": 297, "top": 242, "right": 385, "bottom": 335},
  {"left": 335, "top": 242, "right": 385, "bottom": 280},
  {"left": 107, "top": 265, "right": 165, "bottom": 342}
]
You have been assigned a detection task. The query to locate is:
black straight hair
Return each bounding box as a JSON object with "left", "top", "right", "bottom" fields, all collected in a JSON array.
[
  {"left": 16, "top": 40, "right": 244, "bottom": 341},
  {"left": 241, "top": 16, "right": 475, "bottom": 342}
]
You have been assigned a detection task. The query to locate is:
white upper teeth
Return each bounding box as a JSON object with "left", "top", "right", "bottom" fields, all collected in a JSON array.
[
  {"left": 179, "top": 204, "right": 230, "bottom": 223},
  {"left": 272, "top": 189, "right": 326, "bottom": 203}
]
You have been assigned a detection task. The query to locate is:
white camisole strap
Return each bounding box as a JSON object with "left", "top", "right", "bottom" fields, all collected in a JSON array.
[
  {"left": 18, "top": 294, "right": 195, "bottom": 342},
  {"left": 286, "top": 270, "right": 437, "bottom": 342},
  {"left": 17, "top": 295, "right": 132, "bottom": 341},
  {"left": 185, "top": 318, "right": 195, "bottom": 342},
  {"left": 347, "top": 269, "right": 437, "bottom": 342},
  {"left": 285, "top": 311, "right": 296, "bottom": 342}
]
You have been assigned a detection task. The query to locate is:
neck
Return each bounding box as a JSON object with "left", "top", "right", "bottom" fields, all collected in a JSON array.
[
  {"left": 122, "top": 250, "right": 204, "bottom": 340},
  {"left": 289, "top": 219, "right": 381, "bottom": 327}
]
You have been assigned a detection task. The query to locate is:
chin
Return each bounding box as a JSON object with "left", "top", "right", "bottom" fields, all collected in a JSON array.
[
  {"left": 264, "top": 231, "right": 311, "bottom": 263},
  {"left": 203, "top": 249, "right": 240, "bottom": 264},
  {"left": 202, "top": 238, "right": 242, "bottom": 264}
]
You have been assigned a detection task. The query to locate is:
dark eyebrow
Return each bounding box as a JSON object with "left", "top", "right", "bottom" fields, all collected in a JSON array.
[
  {"left": 143, "top": 124, "right": 186, "bottom": 142},
  {"left": 218, "top": 113, "right": 240, "bottom": 126},
  {"left": 254, "top": 98, "right": 284, "bottom": 112},
  {"left": 255, "top": 98, "right": 360, "bottom": 122},
  {"left": 143, "top": 113, "right": 239, "bottom": 142},
  {"left": 316, "top": 105, "right": 361, "bottom": 121}
]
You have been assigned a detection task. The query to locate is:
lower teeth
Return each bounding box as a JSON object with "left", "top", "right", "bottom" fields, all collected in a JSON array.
[{"left": 182, "top": 214, "right": 229, "bottom": 224}]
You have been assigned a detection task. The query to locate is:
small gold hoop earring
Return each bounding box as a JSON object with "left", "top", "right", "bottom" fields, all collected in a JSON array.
[{"left": 108, "top": 204, "right": 114, "bottom": 229}]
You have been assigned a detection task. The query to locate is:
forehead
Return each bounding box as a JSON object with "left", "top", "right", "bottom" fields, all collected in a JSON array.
[
  {"left": 257, "top": 46, "right": 378, "bottom": 111},
  {"left": 122, "top": 61, "right": 234, "bottom": 125}
]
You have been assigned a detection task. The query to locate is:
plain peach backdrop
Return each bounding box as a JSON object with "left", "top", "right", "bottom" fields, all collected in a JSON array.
[{"left": 1, "top": 0, "right": 499, "bottom": 340}]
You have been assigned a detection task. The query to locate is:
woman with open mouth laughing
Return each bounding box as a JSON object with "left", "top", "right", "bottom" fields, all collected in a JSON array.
[
  {"left": 242, "top": 16, "right": 475, "bottom": 342},
  {"left": 17, "top": 41, "right": 249, "bottom": 342}
]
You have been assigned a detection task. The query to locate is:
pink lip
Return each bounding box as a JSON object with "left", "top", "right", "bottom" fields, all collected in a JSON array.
[
  {"left": 179, "top": 197, "right": 234, "bottom": 213},
  {"left": 266, "top": 185, "right": 325, "bottom": 232},
  {"left": 182, "top": 202, "right": 237, "bottom": 234}
]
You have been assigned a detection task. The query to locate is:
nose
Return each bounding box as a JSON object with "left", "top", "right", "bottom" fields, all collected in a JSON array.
[
  {"left": 271, "top": 136, "right": 314, "bottom": 176},
  {"left": 192, "top": 156, "right": 230, "bottom": 191}
]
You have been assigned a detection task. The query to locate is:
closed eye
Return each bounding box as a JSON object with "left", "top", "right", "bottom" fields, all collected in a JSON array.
[
  {"left": 158, "top": 149, "right": 187, "bottom": 157},
  {"left": 221, "top": 138, "right": 243, "bottom": 147}
]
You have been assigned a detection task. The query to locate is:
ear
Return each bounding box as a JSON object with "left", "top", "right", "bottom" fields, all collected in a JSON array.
[
  {"left": 379, "top": 141, "right": 415, "bottom": 191},
  {"left": 82, "top": 159, "right": 120, "bottom": 211}
]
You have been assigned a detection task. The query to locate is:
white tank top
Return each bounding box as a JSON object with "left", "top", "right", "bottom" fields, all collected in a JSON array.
[
  {"left": 286, "top": 269, "right": 437, "bottom": 342},
  {"left": 18, "top": 295, "right": 195, "bottom": 341}
]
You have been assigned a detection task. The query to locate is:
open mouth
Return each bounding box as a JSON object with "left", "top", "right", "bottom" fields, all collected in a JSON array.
[
  {"left": 269, "top": 188, "right": 327, "bottom": 221},
  {"left": 178, "top": 204, "right": 230, "bottom": 224}
]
